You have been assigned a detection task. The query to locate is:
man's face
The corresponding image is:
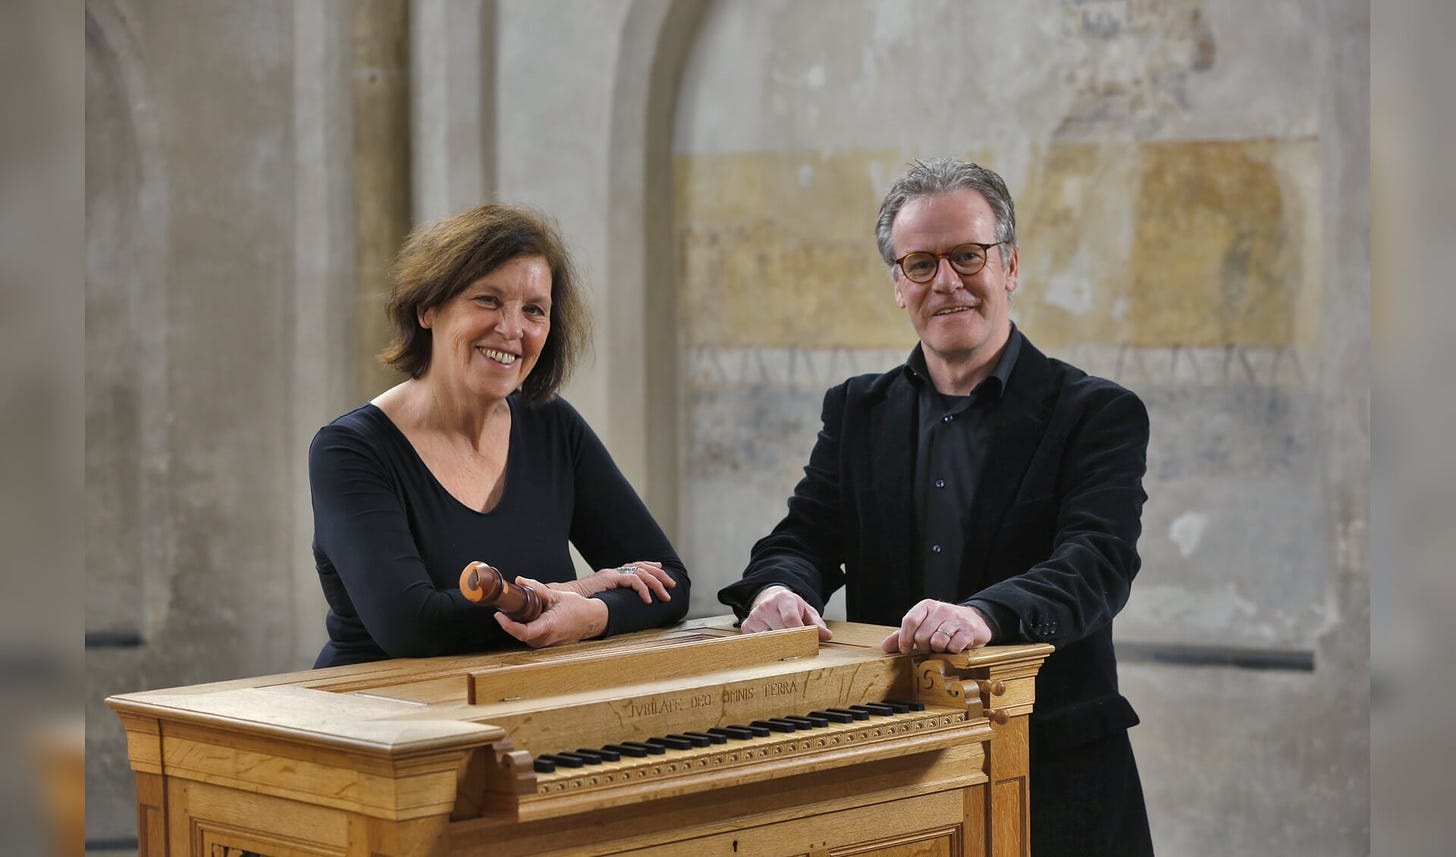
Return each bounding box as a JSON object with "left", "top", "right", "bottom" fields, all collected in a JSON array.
[{"left": 890, "top": 188, "right": 1018, "bottom": 371}]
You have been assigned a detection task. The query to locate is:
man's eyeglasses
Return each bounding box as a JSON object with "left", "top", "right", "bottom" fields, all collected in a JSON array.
[{"left": 894, "top": 241, "right": 1006, "bottom": 283}]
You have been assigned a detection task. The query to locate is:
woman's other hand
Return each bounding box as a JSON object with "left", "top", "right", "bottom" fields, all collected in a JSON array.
[
  {"left": 548, "top": 561, "right": 675, "bottom": 604},
  {"left": 495, "top": 576, "right": 610, "bottom": 647}
]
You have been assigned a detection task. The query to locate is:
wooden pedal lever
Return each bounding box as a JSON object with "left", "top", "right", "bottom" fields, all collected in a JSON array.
[{"left": 459, "top": 562, "right": 544, "bottom": 623}]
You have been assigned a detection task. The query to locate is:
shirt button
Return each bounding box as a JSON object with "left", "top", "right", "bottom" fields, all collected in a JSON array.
[
  {"left": 931, "top": 544, "right": 942, "bottom": 553},
  {"left": 935, "top": 479, "right": 946, "bottom": 489},
  {"left": 942, "top": 414, "right": 954, "bottom": 422}
]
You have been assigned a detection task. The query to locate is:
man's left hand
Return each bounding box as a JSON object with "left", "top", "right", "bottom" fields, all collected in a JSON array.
[{"left": 880, "top": 600, "right": 993, "bottom": 654}]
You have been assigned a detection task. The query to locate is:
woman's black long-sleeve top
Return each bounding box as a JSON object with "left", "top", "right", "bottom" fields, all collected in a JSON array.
[{"left": 309, "top": 395, "right": 690, "bottom": 667}]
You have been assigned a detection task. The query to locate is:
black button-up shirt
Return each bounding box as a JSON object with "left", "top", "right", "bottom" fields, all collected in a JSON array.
[{"left": 905, "top": 327, "right": 1023, "bottom": 639}]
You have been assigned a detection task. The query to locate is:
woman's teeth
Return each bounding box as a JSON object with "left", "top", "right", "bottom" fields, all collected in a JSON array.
[{"left": 480, "top": 348, "right": 518, "bottom": 365}]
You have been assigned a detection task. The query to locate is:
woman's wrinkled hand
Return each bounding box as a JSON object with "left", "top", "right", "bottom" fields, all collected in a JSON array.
[
  {"left": 495, "top": 576, "right": 610, "bottom": 647},
  {"left": 548, "top": 561, "right": 675, "bottom": 604}
]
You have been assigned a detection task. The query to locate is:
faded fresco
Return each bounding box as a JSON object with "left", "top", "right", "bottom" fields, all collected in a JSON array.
[{"left": 673, "top": 0, "right": 1329, "bottom": 654}]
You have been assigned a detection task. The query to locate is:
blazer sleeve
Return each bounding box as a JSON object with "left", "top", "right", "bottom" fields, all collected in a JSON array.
[
  {"left": 718, "top": 383, "right": 849, "bottom": 619},
  {"left": 970, "top": 386, "right": 1150, "bottom": 646},
  {"left": 562, "top": 407, "right": 691, "bottom": 637},
  {"left": 309, "top": 425, "right": 508, "bottom": 658}
]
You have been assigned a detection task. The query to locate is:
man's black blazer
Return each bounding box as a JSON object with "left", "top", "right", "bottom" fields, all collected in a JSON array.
[{"left": 719, "top": 334, "right": 1150, "bottom": 754}]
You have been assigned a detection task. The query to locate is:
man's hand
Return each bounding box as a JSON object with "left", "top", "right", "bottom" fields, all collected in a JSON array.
[
  {"left": 740, "top": 585, "right": 833, "bottom": 641},
  {"left": 880, "top": 599, "right": 992, "bottom": 654}
]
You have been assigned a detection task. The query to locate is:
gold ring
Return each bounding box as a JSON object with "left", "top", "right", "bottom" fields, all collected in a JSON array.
[{"left": 934, "top": 626, "right": 952, "bottom": 637}]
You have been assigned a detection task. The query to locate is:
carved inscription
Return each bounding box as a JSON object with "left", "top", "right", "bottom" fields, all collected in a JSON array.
[
  {"left": 722, "top": 686, "right": 754, "bottom": 703},
  {"left": 761, "top": 678, "right": 799, "bottom": 698},
  {"left": 627, "top": 691, "right": 714, "bottom": 719},
  {"left": 624, "top": 679, "right": 805, "bottom": 723},
  {"left": 720, "top": 677, "right": 801, "bottom": 705}
]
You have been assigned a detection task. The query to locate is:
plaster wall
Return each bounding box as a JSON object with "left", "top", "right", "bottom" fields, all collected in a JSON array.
[
  {"left": 672, "top": 1, "right": 1368, "bottom": 854},
  {"left": 84, "top": 0, "right": 356, "bottom": 845},
  {"left": 83, "top": 1, "right": 1367, "bottom": 853}
]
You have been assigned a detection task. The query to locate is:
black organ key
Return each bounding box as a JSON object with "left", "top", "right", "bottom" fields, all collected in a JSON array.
[
  {"left": 830, "top": 706, "right": 870, "bottom": 721},
  {"left": 752, "top": 719, "right": 796, "bottom": 733},
  {"left": 799, "top": 713, "right": 831, "bottom": 727},
  {"left": 710, "top": 726, "right": 755, "bottom": 740},
  {"left": 671, "top": 732, "right": 712, "bottom": 748},
  {"left": 885, "top": 698, "right": 925, "bottom": 711},
  {"left": 812, "top": 709, "right": 855, "bottom": 724},
  {"left": 880, "top": 700, "right": 910, "bottom": 714},
  {"left": 738, "top": 723, "right": 772, "bottom": 737},
  {"left": 533, "top": 757, "right": 557, "bottom": 773},
  {"left": 685, "top": 730, "right": 727, "bottom": 745},
  {"left": 538, "top": 752, "right": 582, "bottom": 768},
  {"left": 579, "top": 747, "right": 620, "bottom": 762},
  {"left": 782, "top": 715, "right": 821, "bottom": 729},
  {"left": 604, "top": 743, "right": 649, "bottom": 758},
  {"left": 555, "top": 751, "right": 601, "bottom": 766},
  {"left": 851, "top": 703, "right": 895, "bottom": 717},
  {"left": 647, "top": 735, "right": 693, "bottom": 751},
  {"left": 620, "top": 740, "right": 666, "bottom": 755}
]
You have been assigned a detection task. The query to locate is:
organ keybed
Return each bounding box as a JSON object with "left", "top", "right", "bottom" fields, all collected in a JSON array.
[{"left": 108, "top": 616, "right": 1051, "bottom": 857}]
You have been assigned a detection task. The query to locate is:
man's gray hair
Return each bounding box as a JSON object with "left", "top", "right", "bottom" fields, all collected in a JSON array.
[{"left": 874, "top": 158, "right": 1018, "bottom": 270}]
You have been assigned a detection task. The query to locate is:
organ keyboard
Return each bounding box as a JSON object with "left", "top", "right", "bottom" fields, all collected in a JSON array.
[{"left": 108, "top": 616, "right": 1051, "bottom": 857}]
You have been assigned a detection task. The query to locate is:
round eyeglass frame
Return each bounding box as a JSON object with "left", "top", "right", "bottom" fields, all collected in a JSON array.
[{"left": 893, "top": 241, "right": 1007, "bottom": 283}]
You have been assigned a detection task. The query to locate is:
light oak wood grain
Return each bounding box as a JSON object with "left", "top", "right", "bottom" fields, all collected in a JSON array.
[{"left": 108, "top": 617, "right": 1051, "bottom": 857}]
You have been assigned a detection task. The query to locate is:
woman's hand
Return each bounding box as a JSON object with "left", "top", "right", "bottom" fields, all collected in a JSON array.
[
  {"left": 548, "top": 561, "right": 675, "bottom": 604},
  {"left": 495, "top": 576, "right": 610, "bottom": 647}
]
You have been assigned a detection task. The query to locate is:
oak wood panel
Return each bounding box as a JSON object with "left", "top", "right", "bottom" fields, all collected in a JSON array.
[
  {"left": 986, "top": 719, "right": 1030, "bottom": 857},
  {"left": 611, "top": 790, "right": 962, "bottom": 857},
  {"left": 106, "top": 618, "right": 1051, "bottom": 857}
]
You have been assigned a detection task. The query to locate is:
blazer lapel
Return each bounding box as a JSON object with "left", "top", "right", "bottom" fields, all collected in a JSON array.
[
  {"left": 868, "top": 374, "right": 917, "bottom": 591},
  {"left": 961, "top": 340, "right": 1058, "bottom": 588}
]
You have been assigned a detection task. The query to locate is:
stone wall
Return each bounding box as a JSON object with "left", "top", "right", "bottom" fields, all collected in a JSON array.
[{"left": 84, "top": 1, "right": 1367, "bottom": 853}]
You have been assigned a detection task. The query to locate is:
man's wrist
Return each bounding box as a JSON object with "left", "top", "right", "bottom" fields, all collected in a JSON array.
[
  {"left": 749, "top": 584, "right": 790, "bottom": 610},
  {"left": 964, "top": 598, "right": 1015, "bottom": 642}
]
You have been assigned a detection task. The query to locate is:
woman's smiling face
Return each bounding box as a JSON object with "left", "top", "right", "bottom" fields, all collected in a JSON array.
[{"left": 419, "top": 254, "right": 553, "bottom": 403}]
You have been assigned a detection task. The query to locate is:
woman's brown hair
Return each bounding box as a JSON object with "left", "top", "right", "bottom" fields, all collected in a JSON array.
[{"left": 379, "top": 204, "right": 589, "bottom": 404}]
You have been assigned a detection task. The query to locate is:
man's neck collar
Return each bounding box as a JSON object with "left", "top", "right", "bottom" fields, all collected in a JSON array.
[{"left": 908, "top": 325, "right": 1020, "bottom": 397}]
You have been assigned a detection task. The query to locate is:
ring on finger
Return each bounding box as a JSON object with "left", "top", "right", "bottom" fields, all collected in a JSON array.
[
  {"left": 617, "top": 565, "right": 640, "bottom": 574},
  {"left": 934, "top": 626, "right": 953, "bottom": 637}
]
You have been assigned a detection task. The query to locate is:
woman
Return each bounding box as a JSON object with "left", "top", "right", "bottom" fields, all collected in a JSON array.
[{"left": 309, "top": 204, "right": 689, "bottom": 667}]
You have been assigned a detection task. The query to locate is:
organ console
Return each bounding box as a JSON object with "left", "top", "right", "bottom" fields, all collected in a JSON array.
[{"left": 107, "top": 616, "right": 1051, "bottom": 857}]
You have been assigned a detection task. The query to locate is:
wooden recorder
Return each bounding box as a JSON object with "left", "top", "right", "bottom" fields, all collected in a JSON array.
[{"left": 459, "top": 561, "right": 544, "bottom": 623}]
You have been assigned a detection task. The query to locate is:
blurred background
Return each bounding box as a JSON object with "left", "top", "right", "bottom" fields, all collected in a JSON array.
[{"left": 6, "top": 0, "right": 1404, "bottom": 853}]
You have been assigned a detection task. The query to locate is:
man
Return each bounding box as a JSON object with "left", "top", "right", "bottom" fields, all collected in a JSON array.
[{"left": 717, "top": 158, "right": 1153, "bottom": 856}]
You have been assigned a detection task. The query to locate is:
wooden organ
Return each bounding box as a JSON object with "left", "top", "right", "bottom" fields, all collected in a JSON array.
[{"left": 107, "top": 617, "right": 1051, "bottom": 857}]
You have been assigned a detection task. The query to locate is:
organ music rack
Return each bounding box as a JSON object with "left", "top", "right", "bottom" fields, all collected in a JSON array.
[{"left": 107, "top": 616, "right": 1051, "bottom": 857}]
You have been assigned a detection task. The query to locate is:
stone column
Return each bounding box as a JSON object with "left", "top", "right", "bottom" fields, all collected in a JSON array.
[{"left": 352, "top": 0, "right": 411, "bottom": 398}]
